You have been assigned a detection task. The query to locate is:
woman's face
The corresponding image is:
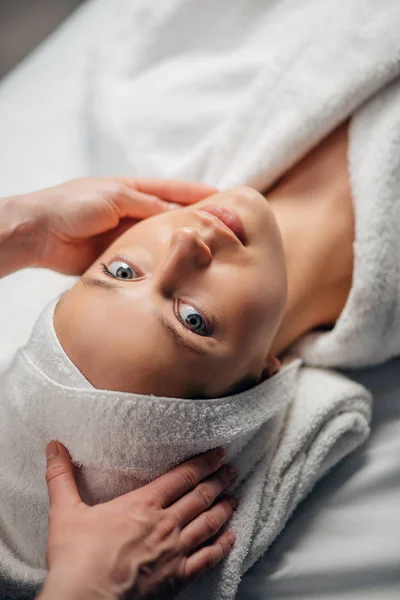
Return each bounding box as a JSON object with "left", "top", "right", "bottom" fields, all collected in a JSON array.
[{"left": 54, "top": 186, "right": 287, "bottom": 398}]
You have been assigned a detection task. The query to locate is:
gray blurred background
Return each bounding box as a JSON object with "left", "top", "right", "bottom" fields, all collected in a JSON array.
[{"left": 0, "top": 0, "right": 85, "bottom": 79}]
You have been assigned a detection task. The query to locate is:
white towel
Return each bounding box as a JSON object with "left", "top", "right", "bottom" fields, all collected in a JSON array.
[
  {"left": 4, "top": 0, "right": 399, "bottom": 596},
  {"left": 88, "top": 0, "right": 400, "bottom": 189},
  {"left": 0, "top": 300, "right": 371, "bottom": 600},
  {"left": 293, "top": 78, "right": 400, "bottom": 368}
]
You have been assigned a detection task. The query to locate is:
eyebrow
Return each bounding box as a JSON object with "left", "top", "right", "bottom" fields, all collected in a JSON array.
[
  {"left": 81, "top": 274, "right": 209, "bottom": 357},
  {"left": 81, "top": 274, "right": 122, "bottom": 292}
]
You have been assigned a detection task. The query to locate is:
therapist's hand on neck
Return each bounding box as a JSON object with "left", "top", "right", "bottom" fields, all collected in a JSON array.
[
  {"left": 0, "top": 177, "right": 217, "bottom": 278},
  {"left": 39, "top": 442, "right": 237, "bottom": 600}
]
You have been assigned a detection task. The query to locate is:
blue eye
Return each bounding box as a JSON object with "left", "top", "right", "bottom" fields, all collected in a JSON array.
[
  {"left": 107, "top": 261, "right": 138, "bottom": 280},
  {"left": 178, "top": 302, "right": 209, "bottom": 336}
]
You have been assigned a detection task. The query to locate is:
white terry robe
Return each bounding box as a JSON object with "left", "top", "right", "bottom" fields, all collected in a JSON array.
[
  {"left": 0, "top": 300, "right": 371, "bottom": 600},
  {"left": 3, "top": 1, "right": 399, "bottom": 597},
  {"left": 294, "top": 80, "right": 400, "bottom": 367}
]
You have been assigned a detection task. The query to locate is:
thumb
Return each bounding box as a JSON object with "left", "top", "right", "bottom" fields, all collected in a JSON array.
[{"left": 45, "top": 441, "right": 82, "bottom": 508}]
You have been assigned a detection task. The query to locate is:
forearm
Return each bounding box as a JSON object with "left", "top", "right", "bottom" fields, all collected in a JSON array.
[{"left": 0, "top": 194, "right": 43, "bottom": 277}]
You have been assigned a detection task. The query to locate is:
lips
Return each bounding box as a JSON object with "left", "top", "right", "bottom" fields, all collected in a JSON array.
[{"left": 198, "top": 205, "right": 246, "bottom": 245}]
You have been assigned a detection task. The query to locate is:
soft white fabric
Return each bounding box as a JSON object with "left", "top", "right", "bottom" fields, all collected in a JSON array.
[
  {"left": 0, "top": 300, "right": 371, "bottom": 599},
  {"left": 89, "top": 0, "right": 400, "bottom": 190},
  {"left": 294, "top": 78, "right": 400, "bottom": 367},
  {"left": 88, "top": 0, "right": 400, "bottom": 372},
  {"left": 0, "top": 2, "right": 399, "bottom": 599}
]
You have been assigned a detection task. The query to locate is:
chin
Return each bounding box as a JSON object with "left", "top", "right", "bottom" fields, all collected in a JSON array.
[{"left": 228, "top": 186, "right": 271, "bottom": 224}]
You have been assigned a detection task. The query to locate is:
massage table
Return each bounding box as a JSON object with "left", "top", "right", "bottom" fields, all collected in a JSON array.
[{"left": 0, "top": 1, "right": 399, "bottom": 598}]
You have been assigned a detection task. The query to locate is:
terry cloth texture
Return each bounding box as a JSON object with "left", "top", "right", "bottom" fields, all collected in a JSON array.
[{"left": 0, "top": 300, "right": 371, "bottom": 599}]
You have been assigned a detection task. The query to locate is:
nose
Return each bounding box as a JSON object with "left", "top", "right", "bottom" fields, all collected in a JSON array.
[{"left": 155, "top": 227, "right": 212, "bottom": 295}]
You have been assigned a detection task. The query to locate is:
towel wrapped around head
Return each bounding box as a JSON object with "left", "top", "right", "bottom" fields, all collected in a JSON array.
[{"left": 0, "top": 299, "right": 371, "bottom": 599}]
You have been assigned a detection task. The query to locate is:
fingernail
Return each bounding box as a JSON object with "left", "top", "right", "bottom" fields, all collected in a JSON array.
[
  {"left": 216, "top": 448, "right": 226, "bottom": 463},
  {"left": 46, "top": 441, "right": 58, "bottom": 460},
  {"left": 167, "top": 202, "right": 181, "bottom": 210},
  {"left": 226, "top": 466, "right": 237, "bottom": 480}
]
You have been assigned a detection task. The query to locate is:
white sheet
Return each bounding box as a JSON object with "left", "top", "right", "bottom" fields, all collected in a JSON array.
[{"left": 0, "top": 1, "right": 399, "bottom": 598}]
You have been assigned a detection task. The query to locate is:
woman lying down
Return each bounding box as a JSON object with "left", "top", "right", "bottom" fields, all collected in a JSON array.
[{"left": 0, "top": 124, "right": 384, "bottom": 599}]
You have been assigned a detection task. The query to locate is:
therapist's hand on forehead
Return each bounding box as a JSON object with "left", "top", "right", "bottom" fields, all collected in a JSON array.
[
  {"left": 0, "top": 176, "right": 217, "bottom": 277},
  {"left": 1, "top": 177, "right": 238, "bottom": 600}
]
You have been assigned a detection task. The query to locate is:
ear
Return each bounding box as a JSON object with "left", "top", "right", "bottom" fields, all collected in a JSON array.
[{"left": 263, "top": 356, "right": 281, "bottom": 379}]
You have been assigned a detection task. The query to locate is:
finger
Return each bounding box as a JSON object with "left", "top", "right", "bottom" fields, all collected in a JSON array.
[
  {"left": 180, "top": 496, "right": 237, "bottom": 553},
  {"left": 133, "top": 448, "right": 227, "bottom": 509},
  {"left": 166, "top": 464, "right": 236, "bottom": 528},
  {"left": 94, "top": 218, "right": 138, "bottom": 255},
  {"left": 112, "top": 187, "right": 177, "bottom": 220},
  {"left": 113, "top": 178, "right": 219, "bottom": 205},
  {"left": 183, "top": 530, "right": 236, "bottom": 581},
  {"left": 45, "top": 441, "right": 82, "bottom": 509}
]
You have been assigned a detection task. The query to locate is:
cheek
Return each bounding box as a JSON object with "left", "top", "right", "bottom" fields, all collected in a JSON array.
[
  {"left": 239, "top": 292, "right": 270, "bottom": 330},
  {"left": 230, "top": 276, "right": 276, "bottom": 342}
]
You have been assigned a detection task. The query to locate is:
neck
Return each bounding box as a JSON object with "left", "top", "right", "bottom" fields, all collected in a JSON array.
[
  {"left": 267, "top": 157, "right": 354, "bottom": 357},
  {"left": 268, "top": 198, "right": 323, "bottom": 356}
]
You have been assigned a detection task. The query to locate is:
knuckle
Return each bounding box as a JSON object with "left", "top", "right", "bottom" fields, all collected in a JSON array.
[
  {"left": 214, "top": 540, "right": 226, "bottom": 561},
  {"left": 205, "top": 548, "right": 220, "bottom": 570},
  {"left": 166, "top": 511, "right": 179, "bottom": 528},
  {"left": 219, "top": 533, "right": 234, "bottom": 556},
  {"left": 126, "top": 507, "right": 154, "bottom": 534},
  {"left": 178, "top": 466, "right": 199, "bottom": 489},
  {"left": 148, "top": 196, "right": 165, "bottom": 213},
  {"left": 162, "top": 512, "right": 178, "bottom": 528},
  {"left": 141, "top": 491, "right": 167, "bottom": 509},
  {"left": 194, "top": 484, "right": 214, "bottom": 508},
  {"left": 140, "top": 495, "right": 160, "bottom": 509},
  {"left": 45, "top": 464, "right": 67, "bottom": 486},
  {"left": 223, "top": 502, "right": 234, "bottom": 521},
  {"left": 203, "top": 513, "right": 219, "bottom": 537},
  {"left": 157, "top": 514, "right": 179, "bottom": 538},
  {"left": 110, "top": 181, "right": 126, "bottom": 196}
]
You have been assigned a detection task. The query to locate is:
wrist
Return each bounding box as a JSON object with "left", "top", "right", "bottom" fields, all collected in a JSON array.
[
  {"left": 39, "top": 570, "right": 119, "bottom": 600},
  {"left": 0, "top": 193, "right": 45, "bottom": 276}
]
